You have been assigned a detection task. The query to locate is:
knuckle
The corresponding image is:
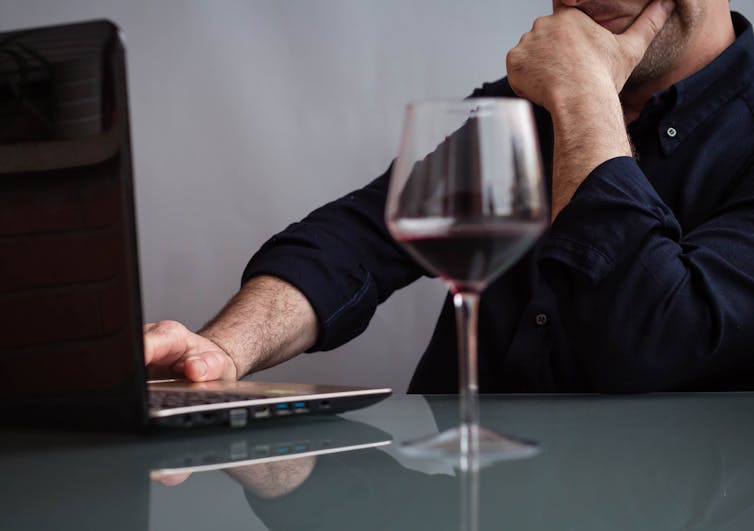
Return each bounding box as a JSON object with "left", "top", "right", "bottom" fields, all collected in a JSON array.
[
  {"left": 514, "top": 30, "right": 532, "bottom": 50},
  {"left": 506, "top": 48, "right": 524, "bottom": 72},
  {"left": 531, "top": 16, "right": 548, "bottom": 31},
  {"left": 505, "top": 49, "right": 516, "bottom": 69},
  {"left": 154, "top": 319, "right": 185, "bottom": 335}
]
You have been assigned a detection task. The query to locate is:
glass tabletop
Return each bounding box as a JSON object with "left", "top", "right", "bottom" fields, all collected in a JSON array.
[{"left": 2, "top": 393, "right": 753, "bottom": 531}]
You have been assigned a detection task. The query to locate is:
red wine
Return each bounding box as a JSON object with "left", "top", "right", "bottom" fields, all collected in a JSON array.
[{"left": 394, "top": 219, "right": 544, "bottom": 292}]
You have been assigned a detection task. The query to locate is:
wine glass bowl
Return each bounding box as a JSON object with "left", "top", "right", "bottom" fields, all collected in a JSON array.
[{"left": 386, "top": 98, "right": 548, "bottom": 462}]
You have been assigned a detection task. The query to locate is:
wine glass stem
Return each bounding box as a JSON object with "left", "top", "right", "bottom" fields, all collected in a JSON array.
[
  {"left": 453, "top": 291, "right": 481, "bottom": 460},
  {"left": 454, "top": 291, "right": 481, "bottom": 531}
]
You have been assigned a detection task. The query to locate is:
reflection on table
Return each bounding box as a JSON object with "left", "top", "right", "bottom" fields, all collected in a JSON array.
[{"left": 2, "top": 393, "right": 754, "bottom": 531}]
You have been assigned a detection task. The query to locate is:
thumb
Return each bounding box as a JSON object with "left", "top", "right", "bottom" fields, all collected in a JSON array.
[
  {"left": 619, "top": 0, "right": 676, "bottom": 56},
  {"left": 179, "top": 349, "right": 237, "bottom": 381},
  {"left": 143, "top": 320, "right": 237, "bottom": 381}
]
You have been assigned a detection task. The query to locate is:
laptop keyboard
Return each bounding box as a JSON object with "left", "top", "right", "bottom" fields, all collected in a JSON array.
[{"left": 149, "top": 390, "right": 266, "bottom": 409}]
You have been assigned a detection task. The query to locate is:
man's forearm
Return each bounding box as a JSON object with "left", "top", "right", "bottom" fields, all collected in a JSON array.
[
  {"left": 199, "top": 275, "right": 319, "bottom": 378},
  {"left": 550, "top": 90, "right": 633, "bottom": 219}
]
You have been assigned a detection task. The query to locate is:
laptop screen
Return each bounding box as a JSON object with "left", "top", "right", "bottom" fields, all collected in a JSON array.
[{"left": 0, "top": 20, "right": 149, "bottom": 429}]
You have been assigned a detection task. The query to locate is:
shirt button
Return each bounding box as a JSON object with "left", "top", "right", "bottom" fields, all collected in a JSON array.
[
  {"left": 666, "top": 127, "right": 678, "bottom": 138},
  {"left": 535, "top": 313, "right": 548, "bottom": 326}
]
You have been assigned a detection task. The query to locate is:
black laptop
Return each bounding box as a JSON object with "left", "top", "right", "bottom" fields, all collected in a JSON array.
[{"left": 0, "top": 19, "right": 390, "bottom": 430}]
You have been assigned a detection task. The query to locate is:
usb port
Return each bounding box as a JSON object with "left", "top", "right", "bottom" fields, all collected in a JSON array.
[
  {"left": 319, "top": 400, "right": 331, "bottom": 410},
  {"left": 293, "top": 401, "right": 309, "bottom": 413},
  {"left": 275, "top": 403, "right": 292, "bottom": 416},
  {"left": 230, "top": 441, "right": 248, "bottom": 460},
  {"left": 253, "top": 406, "right": 270, "bottom": 419},
  {"left": 229, "top": 408, "right": 248, "bottom": 428}
]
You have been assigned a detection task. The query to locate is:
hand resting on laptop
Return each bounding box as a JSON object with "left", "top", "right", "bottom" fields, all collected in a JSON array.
[
  {"left": 143, "top": 275, "right": 318, "bottom": 382},
  {"left": 144, "top": 321, "right": 238, "bottom": 381}
]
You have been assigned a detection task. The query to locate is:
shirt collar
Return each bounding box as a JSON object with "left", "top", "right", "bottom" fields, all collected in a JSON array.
[{"left": 655, "top": 12, "right": 754, "bottom": 156}]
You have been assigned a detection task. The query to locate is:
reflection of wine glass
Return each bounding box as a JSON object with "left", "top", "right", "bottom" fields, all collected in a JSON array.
[{"left": 386, "top": 99, "right": 548, "bottom": 462}]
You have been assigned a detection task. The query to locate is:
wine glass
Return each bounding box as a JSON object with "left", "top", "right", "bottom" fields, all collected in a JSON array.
[{"left": 386, "top": 98, "right": 548, "bottom": 463}]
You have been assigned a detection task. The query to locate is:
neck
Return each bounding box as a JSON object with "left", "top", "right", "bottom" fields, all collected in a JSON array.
[{"left": 621, "top": 8, "right": 736, "bottom": 123}]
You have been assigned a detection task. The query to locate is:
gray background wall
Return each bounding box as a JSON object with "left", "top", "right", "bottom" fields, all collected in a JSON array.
[{"left": 2, "top": 1, "right": 752, "bottom": 393}]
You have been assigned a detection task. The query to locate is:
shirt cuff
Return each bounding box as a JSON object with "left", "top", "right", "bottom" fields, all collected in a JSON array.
[
  {"left": 241, "top": 234, "right": 379, "bottom": 352},
  {"left": 539, "top": 156, "right": 680, "bottom": 282}
]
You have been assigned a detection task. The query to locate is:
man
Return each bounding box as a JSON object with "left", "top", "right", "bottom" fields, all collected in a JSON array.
[{"left": 145, "top": 0, "right": 754, "bottom": 392}]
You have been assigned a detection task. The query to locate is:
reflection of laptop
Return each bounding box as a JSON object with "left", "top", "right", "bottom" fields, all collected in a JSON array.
[
  {"left": 0, "top": 416, "right": 392, "bottom": 530},
  {"left": 148, "top": 416, "right": 392, "bottom": 478},
  {"left": 0, "top": 19, "right": 390, "bottom": 430}
]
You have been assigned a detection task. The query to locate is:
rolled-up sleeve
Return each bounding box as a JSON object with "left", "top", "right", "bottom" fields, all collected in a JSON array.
[
  {"left": 539, "top": 156, "right": 754, "bottom": 391},
  {"left": 242, "top": 168, "right": 423, "bottom": 351}
]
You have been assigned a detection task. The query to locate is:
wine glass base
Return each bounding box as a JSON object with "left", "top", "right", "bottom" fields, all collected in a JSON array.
[{"left": 399, "top": 426, "right": 540, "bottom": 466}]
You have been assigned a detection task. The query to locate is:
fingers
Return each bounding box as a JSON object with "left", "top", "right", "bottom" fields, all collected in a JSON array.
[
  {"left": 143, "top": 320, "right": 238, "bottom": 382},
  {"left": 143, "top": 320, "right": 191, "bottom": 366},
  {"left": 619, "top": 0, "right": 676, "bottom": 55},
  {"left": 151, "top": 471, "right": 192, "bottom": 486}
]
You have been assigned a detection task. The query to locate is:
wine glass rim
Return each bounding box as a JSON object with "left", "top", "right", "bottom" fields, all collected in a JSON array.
[{"left": 405, "top": 97, "right": 531, "bottom": 112}]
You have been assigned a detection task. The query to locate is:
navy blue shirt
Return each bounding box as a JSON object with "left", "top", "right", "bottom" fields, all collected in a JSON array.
[{"left": 244, "top": 13, "right": 754, "bottom": 393}]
